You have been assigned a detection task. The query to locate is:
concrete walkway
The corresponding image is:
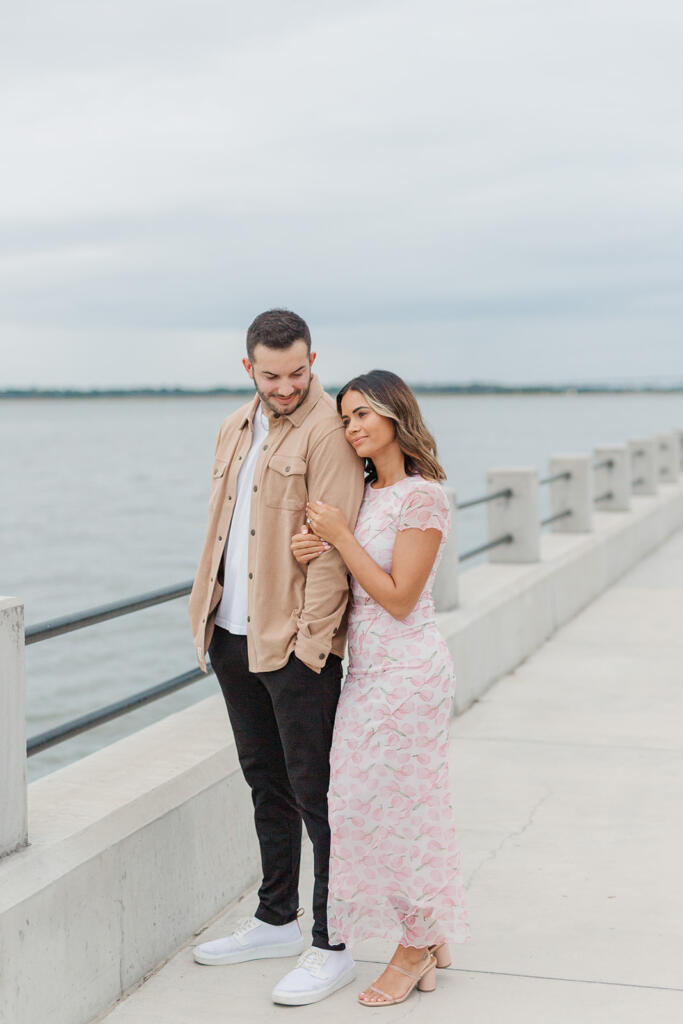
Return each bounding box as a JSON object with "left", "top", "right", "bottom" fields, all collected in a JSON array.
[{"left": 100, "top": 529, "right": 683, "bottom": 1023}]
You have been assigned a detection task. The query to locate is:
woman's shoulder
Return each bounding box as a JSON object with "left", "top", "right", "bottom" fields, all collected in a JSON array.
[
  {"left": 397, "top": 476, "right": 450, "bottom": 532},
  {"left": 401, "top": 474, "right": 448, "bottom": 499}
]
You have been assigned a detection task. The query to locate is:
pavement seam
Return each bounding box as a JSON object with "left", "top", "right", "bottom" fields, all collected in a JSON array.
[{"left": 353, "top": 960, "right": 683, "bottom": 993}]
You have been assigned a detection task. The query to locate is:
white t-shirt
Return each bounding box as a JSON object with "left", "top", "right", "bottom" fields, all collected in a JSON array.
[{"left": 214, "top": 403, "right": 269, "bottom": 634}]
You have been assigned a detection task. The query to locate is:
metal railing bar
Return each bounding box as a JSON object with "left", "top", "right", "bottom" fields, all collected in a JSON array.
[
  {"left": 27, "top": 663, "right": 213, "bottom": 756},
  {"left": 539, "top": 472, "right": 572, "bottom": 485},
  {"left": 459, "top": 533, "right": 513, "bottom": 562},
  {"left": 593, "top": 459, "right": 615, "bottom": 471},
  {"left": 540, "top": 509, "right": 572, "bottom": 526},
  {"left": 594, "top": 490, "right": 614, "bottom": 503},
  {"left": 456, "top": 488, "right": 513, "bottom": 511},
  {"left": 25, "top": 580, "right": 194, "bottom": 645}
]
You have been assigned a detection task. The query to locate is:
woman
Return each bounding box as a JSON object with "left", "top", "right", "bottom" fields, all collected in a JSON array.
[{"left": 290, "top": 370, "right": 469, "bottom": 1007}]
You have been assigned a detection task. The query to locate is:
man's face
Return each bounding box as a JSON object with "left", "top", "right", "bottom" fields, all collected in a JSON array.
[{"left": 243, "top": 340, "right": 316, "bottom": 416}]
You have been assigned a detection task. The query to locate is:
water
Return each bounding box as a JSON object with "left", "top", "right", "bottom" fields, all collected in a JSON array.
[{"left": 2, "top": 392, "right": 680, "bottom": 780}]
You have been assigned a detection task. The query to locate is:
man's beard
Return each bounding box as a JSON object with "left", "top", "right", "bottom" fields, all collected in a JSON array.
[{"left": 255, "top": 379, "right": 311, "bottom": 416}]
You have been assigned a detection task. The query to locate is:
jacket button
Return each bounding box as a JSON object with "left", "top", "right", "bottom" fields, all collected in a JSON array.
[
  {"left": 253, "top": 485, "right": 258, "bottom": 492},
  {"left": 319, "top": 653, "right": 325, "bottom": 660},
  {"left": 218, "top": 535, "right": 222, "bottom": 541},
  {"left": 238, "top": 455, "right": 242, "bottom": 460},
  {"left": 285, "top": 466, "right": 290, "bottom": 473},
  {"left": 210, "top": 576, "right": 214, "bottom": 582},
  {"left": 250, "top": 529, "right": 255, "bottom": 536},
  {"left": 248, "top": 572, "right": 253, "bottom": 579},
  {"left": 263, "top": 444, "right": 268, "bottom": 450},
  {"left": 228, "top": 495, "right": 232, "bottom": 501},
  {"left": 332, "top": 628, "right": 337, "bottom": 635},
  {"left": 247, "top": 616, "right": 250, "bottom": 623}
]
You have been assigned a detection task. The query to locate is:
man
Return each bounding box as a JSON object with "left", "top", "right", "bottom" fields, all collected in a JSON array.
[{"left": 188, "top": 310, "right": 364, "bottom": 1005}]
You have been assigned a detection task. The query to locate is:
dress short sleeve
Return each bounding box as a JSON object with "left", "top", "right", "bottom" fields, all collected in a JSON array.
[{"left": 398, "top": 481, "right": 450, "bottom": 538}]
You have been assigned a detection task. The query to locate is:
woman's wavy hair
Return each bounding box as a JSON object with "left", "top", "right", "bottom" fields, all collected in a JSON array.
[{"left": 336, "top": 370, "right": 446, "bottom": 484}]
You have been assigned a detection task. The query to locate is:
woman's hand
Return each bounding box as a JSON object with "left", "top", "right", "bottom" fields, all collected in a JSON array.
[
  {"left": 305, "top": 500, "right": 352, "bottom": 547},
  {"left": 290, "top": 524, "right": 330, "bottom": 565}
]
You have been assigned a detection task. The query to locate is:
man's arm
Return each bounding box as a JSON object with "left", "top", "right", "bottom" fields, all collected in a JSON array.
[{"left": 294, "top": 422, "right": 365, "bottom": 672}]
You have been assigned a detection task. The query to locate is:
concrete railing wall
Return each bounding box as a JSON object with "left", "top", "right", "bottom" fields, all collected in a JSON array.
[{"left": 2, "top": 428, "right": 683, "bottom": 1024}]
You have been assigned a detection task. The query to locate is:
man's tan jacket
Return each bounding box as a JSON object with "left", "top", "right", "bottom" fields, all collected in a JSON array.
[{"left": 189, "top": 375, "right": 365, "bottom": 674}]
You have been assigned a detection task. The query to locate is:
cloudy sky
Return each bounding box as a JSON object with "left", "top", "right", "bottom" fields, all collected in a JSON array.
[{"left": 2, "top": 0, "right": 683, "bottom": 388}]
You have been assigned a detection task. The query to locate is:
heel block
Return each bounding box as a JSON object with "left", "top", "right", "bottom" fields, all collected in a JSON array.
[
  {"left": 417, "top": 966, "right": 436, "bottom": 992},
  {"left": 430, "top": 942, "right": 452, "bottom": 968}
]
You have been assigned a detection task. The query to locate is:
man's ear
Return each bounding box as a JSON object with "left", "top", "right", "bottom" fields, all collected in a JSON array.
[
  {"left": 309, "top": 351, "right": 317, "bottom": 368},
  {"left": 242, "top": 357, "right": 254, "bottom": 379}
]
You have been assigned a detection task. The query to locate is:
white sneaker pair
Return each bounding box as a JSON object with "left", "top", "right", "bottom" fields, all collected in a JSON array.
[{"left": 193, "top": 916, "right": 355, "bottom": 1005}]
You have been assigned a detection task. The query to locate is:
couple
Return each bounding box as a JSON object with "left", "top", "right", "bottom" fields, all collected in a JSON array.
[{"left": 188, "top": 309, "right": 468, "bottom": 1008}]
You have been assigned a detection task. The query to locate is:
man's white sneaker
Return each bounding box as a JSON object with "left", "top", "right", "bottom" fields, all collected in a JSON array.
[
  {"left": 193, "top": 916, "right": 305, "bottom": 965},
  {"left": 271, "top": 947, "right": 356, "bottom": 1005}
]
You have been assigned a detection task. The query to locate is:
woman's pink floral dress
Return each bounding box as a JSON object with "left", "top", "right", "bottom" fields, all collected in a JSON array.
[{"left": 327, "top": 475, "right": 470, "bottom": 949}]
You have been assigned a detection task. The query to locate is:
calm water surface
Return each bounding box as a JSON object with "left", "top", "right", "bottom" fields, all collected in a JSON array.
[{"left": 2, "top": 392, "right": 680, "bottom": 779}]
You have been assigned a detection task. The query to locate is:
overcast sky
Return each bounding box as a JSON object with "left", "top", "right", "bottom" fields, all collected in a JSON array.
[{"left": 2, "top": 0, "right": 683, "bottom": 388}]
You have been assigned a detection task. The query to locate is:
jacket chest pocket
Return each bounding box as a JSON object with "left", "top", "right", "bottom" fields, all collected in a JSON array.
[
  {"left": 265, "top": 454, "right": 307, "bottom": 510},
  {"left": 209, "top": 459, "right": 228, "bottom": 508}
]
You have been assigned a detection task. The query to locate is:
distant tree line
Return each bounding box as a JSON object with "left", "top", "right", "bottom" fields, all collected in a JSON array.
[{"left": 1, "top": 383, "right": 682, "bottom": 399}]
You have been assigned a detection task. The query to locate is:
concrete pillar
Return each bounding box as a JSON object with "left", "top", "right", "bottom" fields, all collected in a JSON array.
[
  {"left": 676, "top": 429, "right": 683, "bottom": 469},
  {"left": 629, "top": 438, "right": 657, "bottom": 495},
  {"left": 0, "top": 596, "right": 28, "bottom": 858},
  {"left": 594, "top": 445, "right": 630, "bottom": 512},
  {"left": 547, "top": 455, "right": 593, "bottom": 532},
  {"left": 486, "top": 468, "right": 540, "bottom": 562},
  {"left": 433, "top": 487, "right": 459, "bottom": 612},
  {"left": 656, "top": 431, "right": 680, "bottom": 484}
]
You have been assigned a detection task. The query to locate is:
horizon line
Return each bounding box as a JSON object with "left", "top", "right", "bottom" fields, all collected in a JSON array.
[{"left": 2, "top": 382, "right": 683, "bottom": 398}]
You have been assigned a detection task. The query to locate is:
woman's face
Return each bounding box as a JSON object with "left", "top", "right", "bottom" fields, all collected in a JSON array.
[{"left": 339, "top": 389, "right": 396, "bottom": 460}]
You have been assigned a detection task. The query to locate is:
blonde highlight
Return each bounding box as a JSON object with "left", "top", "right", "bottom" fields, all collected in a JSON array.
[{"left": 337, "top": 370, "right": 446, "bottom": 484}]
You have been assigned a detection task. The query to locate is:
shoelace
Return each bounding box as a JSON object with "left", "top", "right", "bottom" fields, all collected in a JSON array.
[{"left": 296, "top": 948, "right": 329, "bottom": 978}]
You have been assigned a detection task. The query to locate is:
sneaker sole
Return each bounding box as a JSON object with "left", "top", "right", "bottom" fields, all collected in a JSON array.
[
  {"left": 272, "top": 965, "right": 357, "bottom": 1005},
  {"left": 193, "top": 936, "right": 306, "bottom": 966}
]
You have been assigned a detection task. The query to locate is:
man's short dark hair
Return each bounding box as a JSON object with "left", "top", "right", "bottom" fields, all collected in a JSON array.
[{"left": 246, "top": 309, "right": 311, "bottom": 362}]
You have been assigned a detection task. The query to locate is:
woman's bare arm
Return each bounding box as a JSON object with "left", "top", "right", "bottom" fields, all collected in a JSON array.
[{"left": 305, "top": 501, "right": 441, "bottom": 620}]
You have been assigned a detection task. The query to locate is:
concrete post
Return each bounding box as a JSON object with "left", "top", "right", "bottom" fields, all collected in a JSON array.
[
  {"left": 656, "top": 431, "right": 680, "bottom": 484},
  {"left": 547, "top": 455, "right": 593, "bottom": 532},
  {"left": 594, "top": 445, "right": 630, "bottom": 512},
  {"left": 629, "top": 438, "right": 657, "bottom": 495},
  {"left": 433, "top": 487, "right": 459, "bottom": 611},
  {"left": 486, "top": 468, "right": 540, "bottom": 562},
  {"left": 0, "top": 596, "right": 28, "bottom": 858}
]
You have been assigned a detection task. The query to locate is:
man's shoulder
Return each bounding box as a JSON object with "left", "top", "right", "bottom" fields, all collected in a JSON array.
[{"left": 302, "top": 387, "right": 342, "bottom": 439}]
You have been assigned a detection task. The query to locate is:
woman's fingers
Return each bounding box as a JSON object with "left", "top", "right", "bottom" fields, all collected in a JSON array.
[
  {"left": 290, "top": 533, "right": 325, "bottom": 564},
  {"left": 291, "top": 533, "right": 324, "bottom": 548}
]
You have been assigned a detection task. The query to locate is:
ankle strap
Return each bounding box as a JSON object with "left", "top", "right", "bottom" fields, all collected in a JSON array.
[{"left": 386, "top": 954, "right": 433, "bottom": 982}]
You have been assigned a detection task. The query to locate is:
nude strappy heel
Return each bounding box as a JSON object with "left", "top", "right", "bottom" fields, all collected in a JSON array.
[
  {"left": 428, "top": 942, "right": 452, "bottom": 968},
  {"left": 358, "top": 953, "right": 437, "bottom": 1007}
]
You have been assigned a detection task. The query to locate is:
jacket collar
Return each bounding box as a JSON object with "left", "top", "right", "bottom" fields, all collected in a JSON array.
[{"left": 239, "top": 374, "right": 325, "bottom": 430}]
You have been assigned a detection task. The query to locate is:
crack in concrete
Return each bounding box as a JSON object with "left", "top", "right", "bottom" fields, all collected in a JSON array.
[
  {"left": 354, "top": 958, "right": 683, "bottom": 994},
  {"left": 465, "top": 788, "right": 552, "bottom": 891},
  {"left": 115, "top": 895, "right": 125, "bottom": 996}
]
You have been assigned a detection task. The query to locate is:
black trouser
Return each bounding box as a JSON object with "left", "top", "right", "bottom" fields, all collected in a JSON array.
[{"left": 208, "top": 626, "right": 344, "bottom": 950}]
